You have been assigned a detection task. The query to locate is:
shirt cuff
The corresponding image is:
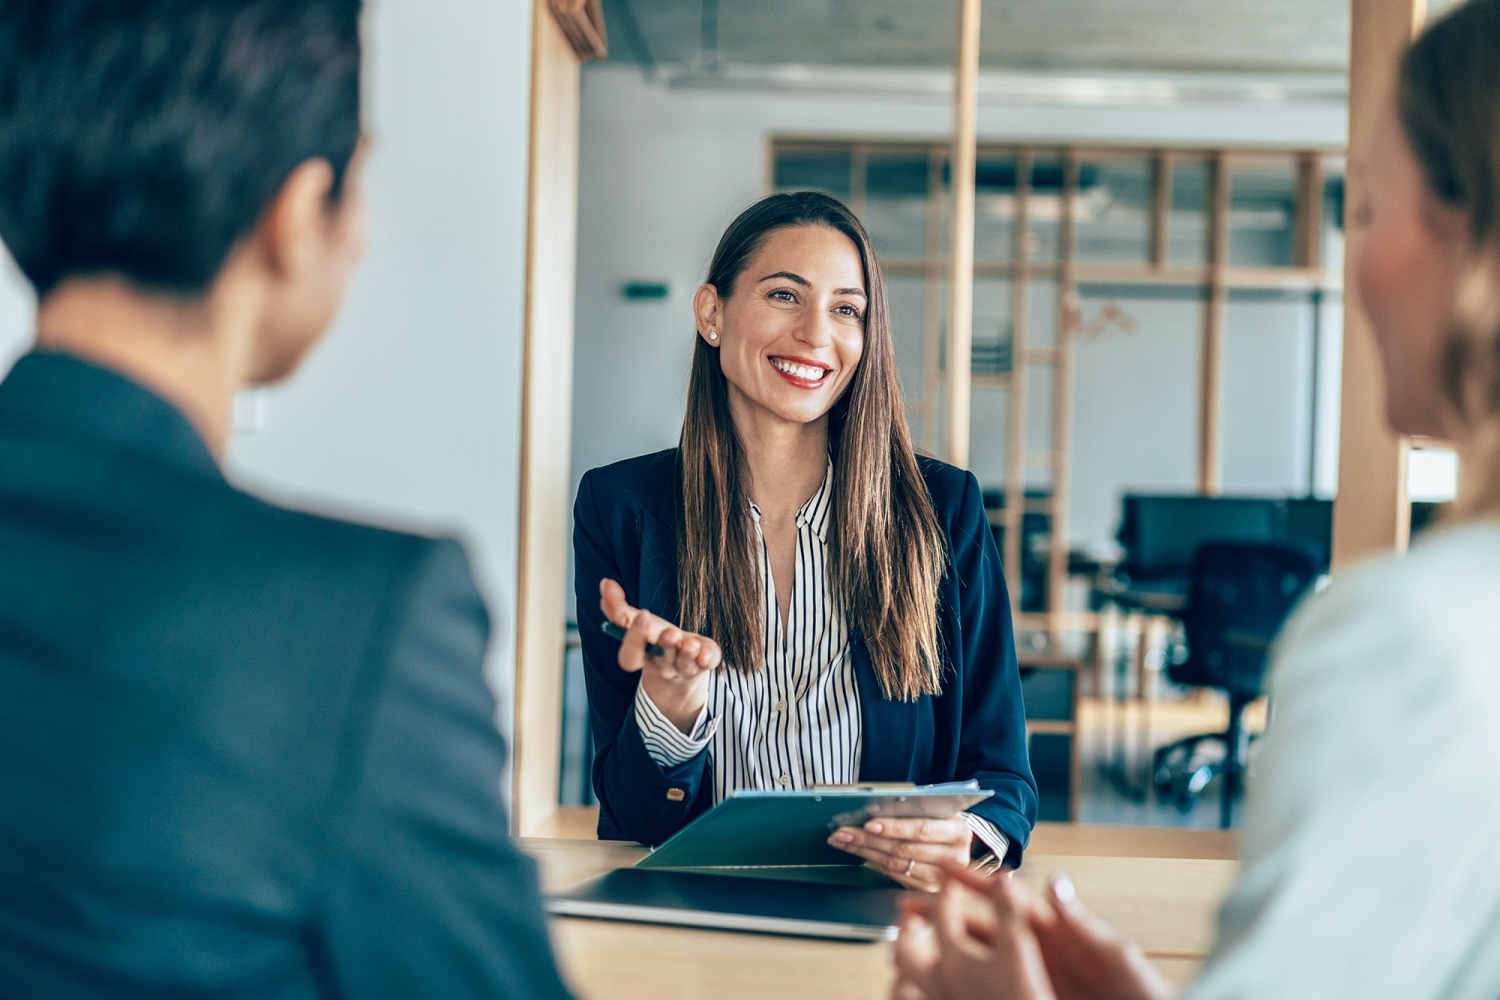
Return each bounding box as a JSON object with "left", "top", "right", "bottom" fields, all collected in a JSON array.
[
  {"left": 961, "top": 812, "right": 1010, "bottom": 870},
  {"left": 634, "top": 683, "right": 717, "bottom": 768}
]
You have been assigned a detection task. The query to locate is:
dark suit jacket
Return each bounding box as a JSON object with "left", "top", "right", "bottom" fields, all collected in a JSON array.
[
  {"left": 0, "top": 352, "right": 572, "bottom": 999},
  {"left": 573, "top": 448, "right": 1038, "bottom": 866}
]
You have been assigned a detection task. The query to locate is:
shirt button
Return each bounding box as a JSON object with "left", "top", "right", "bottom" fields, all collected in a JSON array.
[
  {"left": 774, "top": 700, "right": 787, "bottom": 713},
  {"left": 776, "top": 774, "right": 791, "bottom": 786}
]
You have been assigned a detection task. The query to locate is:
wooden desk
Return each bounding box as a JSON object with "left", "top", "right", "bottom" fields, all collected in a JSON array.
[{"left": 524, "top": 836, "right": 1237, "bottom": 999}]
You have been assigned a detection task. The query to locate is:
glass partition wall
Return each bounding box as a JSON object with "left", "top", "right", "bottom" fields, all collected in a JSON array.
[{"left": 773, "top": 141, "right": 1345, "bottom": 635}]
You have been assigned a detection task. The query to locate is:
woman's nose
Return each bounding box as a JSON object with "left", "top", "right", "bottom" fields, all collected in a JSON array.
[{"left": 793, "top": 310, "right": 835, "bottom": 348}]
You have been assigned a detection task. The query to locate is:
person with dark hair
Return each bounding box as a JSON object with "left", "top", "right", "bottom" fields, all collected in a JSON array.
[
  {"left": 892, "top": 0, "right": 1500, "bottom": 996},
  {"left": 0, "top": 1, "right": 573, "bottom": 996},
  {"left": 573, "top": 192, "right": 1037, "bottom": 886}
]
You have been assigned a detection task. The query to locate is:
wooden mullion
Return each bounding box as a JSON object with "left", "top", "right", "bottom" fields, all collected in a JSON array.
[
  {"left": 1003, "top": 150, "right": 1033, "bottom": 615},
  {"left": 1330, "top": 0, "right": 1423, "bottom": 569},
  {"left": 1296, "top": 153, "right": 1324, "bottom": 269},
  {"left": 1151, "top": 149, "right": 1171, "bottom": 271},
  {"left": 943, "top": 0, "right": 982, "bottom": 467},
  {"left": 1198, "top": 152, "right": 1230, "bottom": 495},
  {"left": 919, "top": 144, "right": 946, "bottom": 454},
  {"left": 1047, "top": 152, "right": 1080, "bottom": 638},
  {"left": 850, "top": 143, "right": 869, "bottom": 216}
]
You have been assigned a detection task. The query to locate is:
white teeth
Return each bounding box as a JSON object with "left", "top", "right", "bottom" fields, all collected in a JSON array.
[{"left": 772, "top": 358, "right": 829, "bottom": 381}]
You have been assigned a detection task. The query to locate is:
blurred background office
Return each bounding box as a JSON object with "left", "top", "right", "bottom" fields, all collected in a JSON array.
[
  {"left": 559, "top": 0, "right": 1465, "bottom": 832},
  {"left": 0, "top": 0, "right": 1462, "bottom": 838}
]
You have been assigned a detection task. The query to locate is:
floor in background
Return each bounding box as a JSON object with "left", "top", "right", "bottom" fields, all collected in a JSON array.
[{"left": 1076, "top": 693, "right": 1267, "bottom": 829}]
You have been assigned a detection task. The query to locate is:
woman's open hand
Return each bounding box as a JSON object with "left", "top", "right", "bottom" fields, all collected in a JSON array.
[
  {"left": 827, "top": 817, "right": 974, "bottom": 891},
  {"left": 600, "top": 578, "right": 723, "bottom": 732}
]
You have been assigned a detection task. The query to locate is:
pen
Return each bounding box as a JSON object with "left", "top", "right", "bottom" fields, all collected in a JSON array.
[{"left": 600, "top": 620, "right": 666, "bottom": 658}]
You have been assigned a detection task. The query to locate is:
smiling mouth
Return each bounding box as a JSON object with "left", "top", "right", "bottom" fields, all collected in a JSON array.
[{"left": 769, "top": 356, "right": 833, "bottom": 385}]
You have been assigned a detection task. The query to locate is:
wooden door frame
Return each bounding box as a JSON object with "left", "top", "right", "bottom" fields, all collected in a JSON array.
[
  {"left": 512, "top": 0, "right": 605, "bottom": 837},
  {"left": 1329, "top": 0, "right": 1425, "bottom": 571}
]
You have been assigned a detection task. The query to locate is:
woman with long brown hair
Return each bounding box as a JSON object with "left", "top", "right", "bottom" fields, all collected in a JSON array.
[
  {"left": 573, "top": 192, "right": 1037, "bottom": 887},
  {"left": 893, "top": 0, "right": 1500, "bottom": 994}
]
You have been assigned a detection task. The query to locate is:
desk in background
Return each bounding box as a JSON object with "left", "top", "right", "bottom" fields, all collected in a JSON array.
[{"left": 525, "top": 826, "right": 1238, "bottom": 999}]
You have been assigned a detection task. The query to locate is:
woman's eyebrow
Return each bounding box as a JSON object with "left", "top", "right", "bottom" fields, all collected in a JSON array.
[{"left": 757, "top": 270, "right": 868, "bottom": 298}]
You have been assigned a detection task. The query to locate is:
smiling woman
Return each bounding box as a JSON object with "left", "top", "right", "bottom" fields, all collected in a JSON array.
[{"left": 572, "top": 191, "right": 1038, "bottom": 890}]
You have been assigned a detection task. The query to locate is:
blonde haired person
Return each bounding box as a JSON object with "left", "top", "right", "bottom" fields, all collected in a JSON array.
[{"left": 892, "top": 0, "right": 1500, "bottom": 996}]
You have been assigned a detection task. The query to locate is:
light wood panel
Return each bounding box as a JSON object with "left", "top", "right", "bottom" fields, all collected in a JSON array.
[
  {"left": 513, "top": 2, "right": 586, "bottom": 837},
  {"left": 943, "top": 0, "right": 982, "bottom": 467},
  {"left": 1330, "top": 0, "right": 1425, "bottom": 571},
  {"left": 525, "top": 837, "right": 1235, "bottom": 999}
]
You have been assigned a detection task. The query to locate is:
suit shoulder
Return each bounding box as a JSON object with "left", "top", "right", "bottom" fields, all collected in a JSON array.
[
  {"left": 579, "top": 449, "right": 678, "bottom": 517},
  {"left": 585, "top": 449, "right": 679, "bottom": 488},
  {"left": 915, "top": 455, "right": 977, "bottom": 511},
  {"left": 219, "top": 486, "right": 473, "bottom": 604}
]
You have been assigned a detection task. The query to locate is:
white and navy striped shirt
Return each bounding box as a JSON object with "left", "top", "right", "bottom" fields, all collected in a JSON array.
[{"left": 634, "top": 460, "right": 1008, "bottom": 859}]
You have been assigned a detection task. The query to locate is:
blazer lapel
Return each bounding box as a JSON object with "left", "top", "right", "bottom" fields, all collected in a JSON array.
[
  {"left": 853, "top": 637, "right": 925, "bottom": 782},
  {"left": 636, "top": 504, "right": 681, "bottom": 624}
]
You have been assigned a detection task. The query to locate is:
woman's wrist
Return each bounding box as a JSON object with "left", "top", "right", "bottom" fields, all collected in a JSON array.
[{"left": 641, "top": 671, "right": 709, "bottom": 733}]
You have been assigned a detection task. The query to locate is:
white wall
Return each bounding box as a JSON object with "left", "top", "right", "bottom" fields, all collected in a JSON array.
[
  {"left": 231, "top": 0, "right": 535, "bottom": 722},
  {"left": 571, "top": 65, "right": 1348, "bottom": 555},
  {"left": 0, "top": 1, "right": 538, "bottom": 734}
]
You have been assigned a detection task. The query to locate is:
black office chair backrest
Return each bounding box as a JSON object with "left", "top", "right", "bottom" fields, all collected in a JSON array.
[{"left": 1169, "top": 542, "right": 1322, "bottom": 701}]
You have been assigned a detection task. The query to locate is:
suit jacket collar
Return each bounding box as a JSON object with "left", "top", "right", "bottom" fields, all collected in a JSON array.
[
  {"left": 637, "top": 497, "right": 680, "bottom": 622},
  {"left": 0, "top": 350, "right": 221, "bottom": 478}
]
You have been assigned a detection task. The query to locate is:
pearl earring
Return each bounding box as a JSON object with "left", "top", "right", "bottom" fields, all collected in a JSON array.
[{"left": 708, "top": 331, "right": 718, "bottom": 340}]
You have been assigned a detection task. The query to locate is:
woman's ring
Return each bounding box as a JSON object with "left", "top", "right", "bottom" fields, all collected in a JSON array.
[{"left": 904, "top": 858, "right": 915, "bottom": 877}]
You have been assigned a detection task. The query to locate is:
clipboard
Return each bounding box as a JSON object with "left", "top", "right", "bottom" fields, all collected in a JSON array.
[
  {"left": 635, "top": 781, "right": 993, "bottom": 872},
  {"left": 543, "top": 782, "right": 993, "bottom": 940}
]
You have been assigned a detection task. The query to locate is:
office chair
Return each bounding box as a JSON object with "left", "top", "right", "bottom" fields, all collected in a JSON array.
[{"left": 1152, "top": 541, "right": 1321, "bottom": 829}]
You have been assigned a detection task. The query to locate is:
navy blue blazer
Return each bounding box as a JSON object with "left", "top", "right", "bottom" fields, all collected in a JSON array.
[{"left": 573, "top": 448, "right": 1038, "bottom": 866}]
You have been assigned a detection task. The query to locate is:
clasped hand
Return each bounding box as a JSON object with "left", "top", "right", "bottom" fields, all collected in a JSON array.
[{"left": 891, "top": 861, "right": 1173, "bottom": 1000}]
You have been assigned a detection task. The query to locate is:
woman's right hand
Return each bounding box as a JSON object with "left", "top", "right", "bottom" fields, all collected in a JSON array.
[{"left": 600, "top": 578, "right": 723, "bottom": 733}]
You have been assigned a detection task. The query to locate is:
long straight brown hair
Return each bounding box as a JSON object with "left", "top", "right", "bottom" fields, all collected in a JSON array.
[
  {"left": 1400, "top": 0, "right": 1500, "bottom": 514},
  {"left": 676, "top": 192, "right": 947, "bottom": 702}
]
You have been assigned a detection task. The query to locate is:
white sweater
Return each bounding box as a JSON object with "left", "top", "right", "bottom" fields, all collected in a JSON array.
[{"left": 1188, "top": 521, "right": 1500, "bottom": 999}]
